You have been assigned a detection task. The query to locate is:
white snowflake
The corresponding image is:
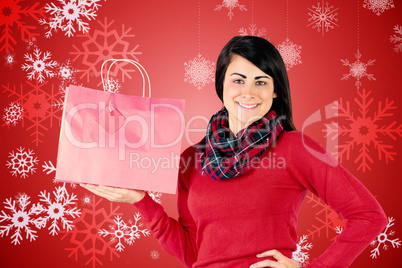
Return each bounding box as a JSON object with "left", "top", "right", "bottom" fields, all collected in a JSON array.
[
  {"left": 335, "top": 226, "right": 343, "bottom": 234},
  {"left": 98, "top": 214, "right": 150, "bottom": 252},
  {"left": 3, "top": 102, "right": 24, "bottom": 126},
  {"left": 277, "top": 38, "right": 302, "bottom": 70},
  {"left": 292, "top": 235, "right": 313, "bottom": 267},
  {"left": 52, "top": 178, "right": 77, "bottom": 189},
  {"left": 21, "top": 48, "right": 58, "bottom": 83},
  {"left": 6, "top": 147, "right": 39, "bottom": 179},
  {"left": 4, "top": 53, "right": 16, "bottom": 67},
  {"left": 341, "top": 49, "right": 375, "bottom": 90},
  {"left": 53, "top": 177, "right": 77, "bottom": 189},
  {"left": 0, "top": 194, "right": 45, "bottom": 245},
  {"left": 57, "top": 59, "right": 78, "bottom": 84},
  {"left": 39, "top": 0, "right": 102, "bottom": 38},
  {"left": 53, "top": 84, "right": 70, "bottom": 110},
  {"left": 81, "top": 195, "right": 92, "bottom": 206},
  {"left": 53, "top": 99, "right": 64, "bottom": 110},
  {"left": 42, "top": 160, "right": 57, "bottom": 175},
  {"left": 363, "top": 0, "right": 394, "bottom": 16},
  {"left": 239, "top": 23, "right": 267, "bottom": 38},
  {"left": 390, "top": 25, "right": 402, "bottom": 53},
  {"left": 215, "top": 0, "right": 247, "bottom": 20},
  {"left": 124, "top": 213, "right": 150, "bottom": 245},
  {"left": 184, "top": 53, "right": 215, "bottom": 90},
  {"left": 105, "top": 77, "right": 122, "bottom": 93},
  {"left": 43, "top": 160, "right": 77, "bottom": 189},
  {"left": 24, "top": 37, "right": 38, "bottom": 50},
  {"left": 14, "top": 193, "right": 28, "bottom": 202},
  {"left": 370, "top": 217, "right": 401, "bottom": 259},
  {"left": 34, "top": 185, "right": 81, "bottom": 236},
  {"left": 307, "top": 0, "right": 339, "bottom": 36},
  {"left": 100, "top": 216, "right": 127, "bottom": 252},
  {"left": 150, "top": 250, "right": 160, "bottom": 260},
  {"left": 147, "top": 191, "right": 162, "bottom": 204}
]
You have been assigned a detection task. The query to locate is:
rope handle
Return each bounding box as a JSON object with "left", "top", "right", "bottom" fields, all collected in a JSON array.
[{"left": 101, "top": 59, "right": 151, "bottom": 98}]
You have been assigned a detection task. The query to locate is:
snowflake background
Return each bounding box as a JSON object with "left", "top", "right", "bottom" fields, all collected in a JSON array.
[
  {"left": 214, "top": 0, "right": 247, "bottom": 20},
  {"left": 2, "top": 102, "right": 24, "bottom": 127},
  {"left": 390, "top": 25, "right": 402, "bottom": 53},
  {"left": 307, "top": 0, "right": 339, "bottom": 36},
  {"left": 0, "top": 0, "right": 401, "bottom": 267},
  {"left": 6, "top": 147, "right": 38, "bottom": 178},
  {"left": 292, "top": 235, "right": 313, "bottom": 267},
  {"left": 0, "top": 0, "right": 46, "bottom": 53},
  {"left": 38, "top": 0, "right": 102, "bottom": 38},
  {"left": 184, "top": 53, "right": 215, "bottom": 90},
  {"left": 277, "top": 38, "right": 302, "bottom": 70},
  {"left": 363, "top": 0, "right": 395, "bottom": 16}
]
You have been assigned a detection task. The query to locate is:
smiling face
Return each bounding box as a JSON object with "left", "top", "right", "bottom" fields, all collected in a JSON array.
[{"left": 223, "top": 55, "right": 277, "bottom": 135}]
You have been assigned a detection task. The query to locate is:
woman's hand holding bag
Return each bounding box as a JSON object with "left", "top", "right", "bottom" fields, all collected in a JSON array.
[
  {"left": 80, "top": 184, "right": 145, "bottom": 204},
  {"left": 250, "top": 249, "right": 300, "bottom": 268}
]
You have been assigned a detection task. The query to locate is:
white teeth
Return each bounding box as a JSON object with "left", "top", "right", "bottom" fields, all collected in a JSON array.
[{"left": 237, "top": 102, "right": 258, "bottom": 109}]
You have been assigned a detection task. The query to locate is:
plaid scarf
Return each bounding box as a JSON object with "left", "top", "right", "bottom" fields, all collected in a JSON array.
[{"left": 196, "top": 107, "right": 284, "bottom": 180}]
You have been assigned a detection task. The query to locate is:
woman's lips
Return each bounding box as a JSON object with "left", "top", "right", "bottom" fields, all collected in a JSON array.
[{"left": 236, "top": 102, "right": 259, "bottom": 110}]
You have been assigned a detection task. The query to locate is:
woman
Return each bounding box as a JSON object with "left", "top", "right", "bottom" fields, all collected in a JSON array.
[{"left": 81, "top": 36, "right": 388, "bottom": 268}]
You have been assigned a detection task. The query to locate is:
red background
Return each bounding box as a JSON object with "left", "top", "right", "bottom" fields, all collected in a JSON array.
[{"left": 1, "top": 0, "right": 401, "bottom": 267}]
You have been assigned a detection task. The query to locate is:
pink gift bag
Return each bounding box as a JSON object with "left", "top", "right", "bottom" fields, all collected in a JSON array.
[{"left": 55, "top": 59, "right": 185, "bottom": 194}]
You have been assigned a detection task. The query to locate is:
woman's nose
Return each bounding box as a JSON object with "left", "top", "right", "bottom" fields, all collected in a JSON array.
[{"left": 241, "top": 83, "right": 255, "bottom": 98}]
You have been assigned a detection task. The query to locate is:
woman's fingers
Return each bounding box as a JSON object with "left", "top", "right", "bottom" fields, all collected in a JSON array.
[
  {"left": 80, "top": 184, "right": 146, "bottom": 204},
  {"left": 80, "top": 184, "right": 121, "bottom": 201},
  {"left": 250, "top": 259, "right": 278, "bottom": 268},
  {"left": 96, "top": 185, "right": 125, "bottom": 198},
  {"left": 250, "top": 250, "right": 283, "bottom": 268},
  {"left": 258, "top": 250, "right": 286, "bottom": 261},
  {"left": 251, "top": 250, "right": 300, "bottom": 268}
]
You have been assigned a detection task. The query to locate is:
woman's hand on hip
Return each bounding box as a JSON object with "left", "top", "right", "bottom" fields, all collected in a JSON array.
[
  {"left": 80, "top": 184, "right": 146, "bottom": 204},
  {"left": 250, "top": 249, "right": 300, "bottom": 268}
]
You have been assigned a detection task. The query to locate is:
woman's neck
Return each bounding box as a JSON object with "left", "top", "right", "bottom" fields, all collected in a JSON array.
[{"left": 228, "top": 120, "right": 245, "bottom": 136}]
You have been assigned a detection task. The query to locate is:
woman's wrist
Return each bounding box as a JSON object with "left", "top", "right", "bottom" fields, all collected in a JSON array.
[{"left": 131, "top": 190, "right": 146, "bottom": 204}]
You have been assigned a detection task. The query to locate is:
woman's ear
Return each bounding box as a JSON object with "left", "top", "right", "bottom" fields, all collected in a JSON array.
[{"left": 273, "top": 92, "right": 278, "bottom": 98}]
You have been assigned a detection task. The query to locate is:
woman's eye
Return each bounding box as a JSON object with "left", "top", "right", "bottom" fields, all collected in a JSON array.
[
  {"left": 256, "top": 81, "right": 266, "bottom": 86},
  {"left": 234, "top": 79, "right": 244, "bottom": 84}
]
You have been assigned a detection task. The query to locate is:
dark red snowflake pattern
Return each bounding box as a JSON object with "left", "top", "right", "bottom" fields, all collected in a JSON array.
[
  {"left": 2, "top": 80, "right": 62, "bottom": 145},
  {"left": 325, "top": 88, "right": 402, "bottom": 172},
  {"left": 305, "top": 192, "right": 347, "bottom": 241},
  {"left": 0, "top": 0, "right": 46, "bottom": 53},
  {"left": 60, "top": 195, "right": 121, "bottom": 268},
  {"left": 70, "top": 17, "right": 142, "bottom": 85}
]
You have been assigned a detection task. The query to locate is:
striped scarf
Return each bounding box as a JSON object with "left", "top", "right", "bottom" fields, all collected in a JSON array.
[{"left": 196, "top": 107, "right": 284, "bottom": 180}]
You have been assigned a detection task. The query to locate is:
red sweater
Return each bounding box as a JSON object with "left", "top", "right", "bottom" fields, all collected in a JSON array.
[{"left": 134, "top": 131, "right": 388, "bottom": 267}]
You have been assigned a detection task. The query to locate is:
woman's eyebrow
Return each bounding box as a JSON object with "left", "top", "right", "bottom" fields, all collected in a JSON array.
[
  {"left": 255, "top": 76, "right": 270, "bottom": 80},
  {"left": 230, "top": 73, "right": 247, "bottom": 78},
  {"left": 230, "top": 73, "right": 270, "bottom": 80}
]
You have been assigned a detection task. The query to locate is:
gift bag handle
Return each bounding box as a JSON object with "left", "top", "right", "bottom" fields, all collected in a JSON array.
[{"left": 101, "top": 59, "right": 151, "bottom": 98}]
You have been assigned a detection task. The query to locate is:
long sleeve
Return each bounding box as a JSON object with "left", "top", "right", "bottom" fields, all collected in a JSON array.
[
  {"left": 133, "top": 160, "right": 198, "bottom": 267},
  {"left": 288, "top": 132, "right": 388, "bottom": 268}
]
